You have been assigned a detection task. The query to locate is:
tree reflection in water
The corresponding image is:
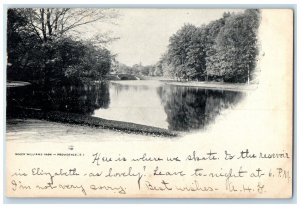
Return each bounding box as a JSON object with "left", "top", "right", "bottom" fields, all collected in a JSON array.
[
  {"left": 157, "top": 85, "right": 245, "bottom": 131},
  {"left": 8, "top": 81, "right": 245, "bottom": 132},
  {"left": 7, "top": 82, "right": 110, "bottom": 116}
]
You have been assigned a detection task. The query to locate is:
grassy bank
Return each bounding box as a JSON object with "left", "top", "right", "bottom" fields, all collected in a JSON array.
[
  {"left": 161, "top": 80, "right": 258, "bottom": 91},
  {"left": 8, "top": 108, "right": 177, "bottom": 137}
]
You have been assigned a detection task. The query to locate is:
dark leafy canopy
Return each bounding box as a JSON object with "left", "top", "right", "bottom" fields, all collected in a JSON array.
[
  {"left": 214, "top": 9, "right": 260, "bottom": 82},
  {"left": 64, "top": 41, "right": 112, "bottom": 83},
  {"left": 168, "top": 24, "right": 198, "bottom": 67},
  {"left": 167, "top": 24, "right": 207, "bottom": 80},
  {"left": 161, "top": 9, "right": 261, "bottom": 83},
  {"left": 7, "top": 8, "right": 117, "bottom": 85}
]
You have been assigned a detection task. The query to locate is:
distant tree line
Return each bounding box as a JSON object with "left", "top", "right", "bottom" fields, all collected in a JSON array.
[
  {"left": 7, "top": 8, "right": 118, "bottom": 85},
  {"left": 157, "top": 9, "right": 261, "bottom": 83},
  {"left": 111, "top": 61, "right": 163, "bottom": 77}
]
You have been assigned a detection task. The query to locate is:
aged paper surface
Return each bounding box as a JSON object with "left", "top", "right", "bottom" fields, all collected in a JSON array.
[{"left": 6, "top": 9, "right": 293, "bottom": 198}]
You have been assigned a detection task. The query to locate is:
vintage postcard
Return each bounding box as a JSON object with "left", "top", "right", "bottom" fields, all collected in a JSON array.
[{"left": 5, "top": 8, "right": 293, "bottom": 198}]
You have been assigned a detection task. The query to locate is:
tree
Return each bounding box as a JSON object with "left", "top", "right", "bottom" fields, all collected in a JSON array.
[
  {"left": 21, "top": 8, "right": 119, "bottom": 42},
  {"left": 214, "top": 9, "right": 260, "bottom": 83},
  {"left": 154, "top": 64, "right": 163, "bottom": 76},
  {"left": 186, "top": 26, "right": 207, "bottom": 80},
  {"left": 168, "top": 24, "right": 198, "bottom": 68},
  {"left": 166, "top": 24, "right": 209, "bottom": 80},
  {"left": 205, "top": 12, "right": 231, "bottom": 80},
  {"left": 7, "top": 9, "right": 41, "bottom": 81},
  {"left": 7, "top": 8, "right": 117, "bottom": 84},
  {"left": 116, "top": 63, "right": 133, "bottom": 74},
  {"left": 162, "top": 10, "right": 260, "bottom": 83},
  {"left": 64, "top": 41, "right": 112, "bottom": 83},
  {"left": 160, "top": 53, "right": 176, "bottom": 78}
]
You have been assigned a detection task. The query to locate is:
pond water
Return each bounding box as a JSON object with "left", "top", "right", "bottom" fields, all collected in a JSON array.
[{"left": 7, "top": 80, "right": 245, "bottom": 132}]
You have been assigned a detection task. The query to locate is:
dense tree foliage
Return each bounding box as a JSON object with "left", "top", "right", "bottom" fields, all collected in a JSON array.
[
  {"left": 112, "top": 61, "right": 160, "bottom": 78},
  {"left": 160, "top": 9, "right": 260, "bottom": 83},
  {"left": 7, "top": 8, "right": 117, "bottom": 85},
  {"left": 167, "top": 24, "right": 207, "bottom": 80},
  {"left": 214, "top": 9, "right": 260, "bottom": 83}
]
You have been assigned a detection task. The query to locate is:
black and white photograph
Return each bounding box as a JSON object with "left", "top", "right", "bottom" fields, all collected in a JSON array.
[
  {"left": 6, "top": 8, "right": 260, "bottom": 138},
  {"left": 5, "top": 7, "right": 293, "bottom": 198}
]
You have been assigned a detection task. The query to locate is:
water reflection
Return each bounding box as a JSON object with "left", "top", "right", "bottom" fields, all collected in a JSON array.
[
  {"left": 7, "top": 81, "right": 245, "bottom": 132},
  {"left": 157, "top": 85, "right": 244, "bottom": 131},
  {"left": 110, "top": 82, "right": 150, "bottom": 92},
  {"left": 93, "top": 81, "right": 168, "bottom": 129},
  {"left": 7, "top": 82, "right": 110, "bottom": 115}
]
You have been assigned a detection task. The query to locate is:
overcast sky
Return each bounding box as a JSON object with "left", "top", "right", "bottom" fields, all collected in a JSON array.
[{"left": 82, "top": 9, "right": 243, "bottom": 66}]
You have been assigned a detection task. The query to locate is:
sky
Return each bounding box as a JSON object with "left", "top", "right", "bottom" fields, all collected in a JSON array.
[{"left": 81, "top": 9, "right": 243, "bottom": 66}]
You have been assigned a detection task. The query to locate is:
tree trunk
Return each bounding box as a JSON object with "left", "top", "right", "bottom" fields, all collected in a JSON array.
[
  {"left": 46, "top": 9, "right": 52, "bottom": 36},
  {"left": 40, "top": 9, "right": 47, "bottom": 41},
  {"left": 247, "top": 68, "right": 250, "bottom": 84}
]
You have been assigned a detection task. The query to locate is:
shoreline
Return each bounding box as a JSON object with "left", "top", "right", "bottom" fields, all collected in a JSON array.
[
  {"left": 8, "top": 108, "right": 177, "bottom": 137},
  {"left": 6, "top": 79, "right": 253, "bottom": 137},
  {"left": 160, "top": 80, "right": 258, "bottom": 91},
  {"left": 108, "top": 78, "right": 258, "bottom": 91}
]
